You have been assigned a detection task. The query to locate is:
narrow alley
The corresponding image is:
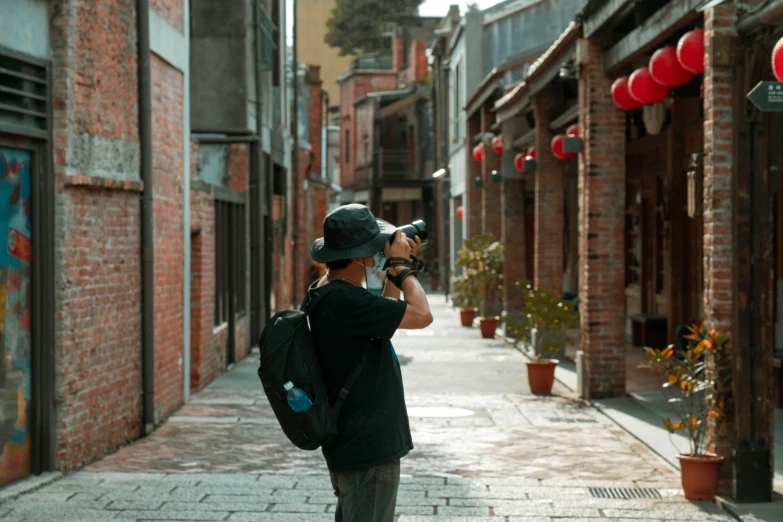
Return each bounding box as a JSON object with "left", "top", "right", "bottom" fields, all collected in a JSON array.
[{"left": 0, "top": 298, "right": 731, "bottom": 521}]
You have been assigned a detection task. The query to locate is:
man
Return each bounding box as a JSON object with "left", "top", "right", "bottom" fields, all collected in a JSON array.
[{"left": 306, "top": 204, "right": 433, "bottom": 522}]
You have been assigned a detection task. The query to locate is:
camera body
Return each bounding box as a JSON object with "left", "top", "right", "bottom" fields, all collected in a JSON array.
[{"left": 390, "top": 220, "right": 427, "bottom": 243}]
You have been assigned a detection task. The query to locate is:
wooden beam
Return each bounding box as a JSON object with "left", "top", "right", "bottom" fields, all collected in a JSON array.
[
  {"left": 583, "top": 0, "right": 635, "bottom": 39},
  {"left": 527, "top": 43, "right": 576, "bottom": 97},
  {"left": 513, "top": 128, "right": 536, "bottom": 149},
  {"left": 548, "top": 104, "right": 579, "bottom": 131},
  {"left": 604, "top": 0, "right": 702, "bottom": 74}
]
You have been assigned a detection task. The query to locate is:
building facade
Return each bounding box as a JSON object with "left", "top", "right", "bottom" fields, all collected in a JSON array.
[
  {"left": 0, "top": 0, "right": 288, "bottom": 486},
  {"left": 487, "top": 0, "right": 781, "bottom": 502}
]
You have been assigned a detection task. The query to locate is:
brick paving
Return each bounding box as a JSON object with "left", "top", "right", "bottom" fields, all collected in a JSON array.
[{"left": 0, "top": 297, "right": 734, "bottom": 521}]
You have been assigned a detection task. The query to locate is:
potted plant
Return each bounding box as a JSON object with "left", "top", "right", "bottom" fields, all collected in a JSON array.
[
  {"left": 477, "top": 239, "right": 504, "bottom": 339},
  {"left": 639, "top": 322, "right": 730, "bottom": 501},
  {"left": 456, "top": 234, "right": 504, "bottom": 339},
  {"left": 506, "top": 280, "right": 579, "bottom": 394},
  {"left": 451, "top": 276, "right": 479, "bottom": 327}
]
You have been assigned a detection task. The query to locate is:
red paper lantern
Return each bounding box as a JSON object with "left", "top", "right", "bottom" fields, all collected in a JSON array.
[
  {"left": 650, "top": 46, "right": 693, "bottom": 87},
  {"left": 472, "top": 143, "right": 484, "bottom": 162},
  {"left": 456, "top": 206, "right": 464, "bottom": 219},
  {"left": 612, "top": 76, "right": 643, "bottom": 111},
  {"left": 551, "top": 134, "right": 568, "bottom": 160},
  {"left": 628, "top": 67, "right": 669, "bottom": 105},
  {"left": 514, "top": 152, "right": 525, "bottom": 173},
  {"left": 773, "top": 36, "right": 783, "bottom": 82},
  {"left": 491, "top": 135, "right": 504, "bottom": 154},
  {"left": 566, "top": 123, "right": 579, "bottom": 137},
  {"left": 527, "top": 146, "right": 537, "bottom": 159},
  {"left": 677, "top": 29, "right": 705, "bottom": 74}
]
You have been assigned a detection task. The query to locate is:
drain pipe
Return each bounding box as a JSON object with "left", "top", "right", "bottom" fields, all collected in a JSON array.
[
  {"left": 137, "top": 0, "right": 155, "bottom": 434},
  {"left": 182, "top": 0, "right": 192, "bottom": 402},
  {"left": 291, "top": 0, "right": 300, "bottom": 306}
]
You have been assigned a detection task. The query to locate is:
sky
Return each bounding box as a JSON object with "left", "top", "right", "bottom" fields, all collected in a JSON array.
[{"left": 418, "top": 0, "right": 506, "bottom": 18}]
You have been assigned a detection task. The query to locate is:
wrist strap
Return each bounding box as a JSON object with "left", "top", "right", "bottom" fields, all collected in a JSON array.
[
  {"left": 382, "top": 257, "right": 413, "bottom": 270},
  {"left": 387, "top": 267, "right": 417, "bottom": 289}
]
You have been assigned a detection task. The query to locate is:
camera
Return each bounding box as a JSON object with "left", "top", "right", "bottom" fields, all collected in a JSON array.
[{"left": 390, "top": 220, "right": 427, "bottom": 243}]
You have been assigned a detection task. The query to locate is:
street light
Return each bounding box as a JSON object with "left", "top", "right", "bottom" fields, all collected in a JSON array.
[{"left": 432, "top": 168, "right": 447, "bottom": 179}]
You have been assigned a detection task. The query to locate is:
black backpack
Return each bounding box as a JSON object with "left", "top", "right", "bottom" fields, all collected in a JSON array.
[{"left": 257, "top": 283, "right": 367, "bottom": 450}]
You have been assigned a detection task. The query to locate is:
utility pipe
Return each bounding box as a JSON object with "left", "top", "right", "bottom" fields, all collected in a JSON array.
[
  {"left": 137, "top": 0, "right": 155, "bottom": 434},
  {"left": 291, "top": 0, "right": 300, "bottom": 306},
  {"left": 182, "top": 0, "right": 191, "bottom": 403}
]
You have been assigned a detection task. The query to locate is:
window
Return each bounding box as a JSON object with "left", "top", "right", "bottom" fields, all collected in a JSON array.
[
  {"left": 345, "top": 129, "right": 350, "bottom": 163},
  {"left": 363, "top": 138, "right": 369, "bottom": 163},
  {"left": 214, "top": 200, "right": 247, "bottom": 326},
  {"left": 258, "top": 2, "right": 278, "bottom": 72},
  {"left": 452, "top": 63, "right": 461, "bottom": 141}
]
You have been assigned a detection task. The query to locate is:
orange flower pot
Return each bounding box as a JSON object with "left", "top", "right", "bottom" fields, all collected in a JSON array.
[
  {"left": 677, "top": 454, "right": 724, "bottom": 501},
  {"left": 459, "top": 308, "right": 477, "bottom": 327},
  {"left": 479, "top": 317, "right": 499, "bottom": 339},
  {"left": 526, "top": 360, "right": 558, "bottom": 394},
  {"left": 430, "top": 281, "right": 439, "bottom": 291}
]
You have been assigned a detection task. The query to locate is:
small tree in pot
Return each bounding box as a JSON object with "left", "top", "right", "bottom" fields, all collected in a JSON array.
[
  {"left": 639, "top": 322, "right": 731, "bottom": 501},
  {"left": 506, "top": 280, "right": 579, "bottom": 394},
  {"left": 455, "top": 234, "right": 501, "bottom": 330}
]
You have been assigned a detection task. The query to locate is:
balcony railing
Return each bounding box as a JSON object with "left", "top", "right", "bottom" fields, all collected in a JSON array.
[{"left": 377, "top": 149, "right": 419, "bottom": 181}]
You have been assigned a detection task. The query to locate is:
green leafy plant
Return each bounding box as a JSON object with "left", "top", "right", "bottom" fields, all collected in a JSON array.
[
  {"left": 639, "top": 322, "right": 731, "bottom": 456},
  {"left": 451, "top": 275, "right": 479, "bottom": 310},
  {"left": 506, "top": 279, "right": 579, "bottom": 361},
  {"left": 456, "top": 234, "right": 504, "bottom": 316}
]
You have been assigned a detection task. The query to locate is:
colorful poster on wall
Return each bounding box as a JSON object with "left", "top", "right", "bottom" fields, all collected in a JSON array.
[{"left": 0, "top": 149, "right": 32, "bottom": 486}]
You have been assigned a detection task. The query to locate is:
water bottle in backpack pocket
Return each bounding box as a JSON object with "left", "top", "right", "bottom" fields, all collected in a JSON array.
[{"left": 284, "top": 381, "right": 313, "bottom": 412}]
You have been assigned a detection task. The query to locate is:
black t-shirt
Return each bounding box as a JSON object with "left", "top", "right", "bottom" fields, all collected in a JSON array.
[{"left": 304, "top": 280, "right": 413, "bottom": 472}]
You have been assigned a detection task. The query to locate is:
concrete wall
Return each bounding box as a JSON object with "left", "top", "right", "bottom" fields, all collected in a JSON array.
[{"left": 190, "top": 0, "right": 248, "bottom": 130}]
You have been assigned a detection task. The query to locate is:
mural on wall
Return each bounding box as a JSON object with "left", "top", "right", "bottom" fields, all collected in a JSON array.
[{"left": 0, "top": 149, "right": 32, "bottom": 486}]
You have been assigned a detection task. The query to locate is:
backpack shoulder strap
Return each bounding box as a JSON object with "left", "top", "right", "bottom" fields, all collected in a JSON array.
[
  {"left": 303, "top": 280, "right": 341, "bottom": 315},
  {"left": 330, "top": 352, "right": 368, "bottom": 416}
]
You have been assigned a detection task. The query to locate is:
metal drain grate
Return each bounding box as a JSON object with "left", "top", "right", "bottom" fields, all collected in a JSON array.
[
  {"left": 588, "top": 487, "right": 662, "bottom": 500},
  {"left": 494, "top": 369, "right": 526, "bottom": 375},
  {"left": 545, "top": 417, "right": 598, "bottom": 424}
]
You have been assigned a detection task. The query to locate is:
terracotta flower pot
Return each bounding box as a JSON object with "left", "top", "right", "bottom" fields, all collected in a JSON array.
[
  {"left": 459, "top": 308, "right": 477, "bottom": 327},
  {"left": 479, "top": 317, "right": 499, "bottom": 339},
  {"left": 526, "top": 360, "right": 559, "bottom": 394},
  {"left": 430, "top": 281, "right": 439, "bottom": 291},
  {"left": 677, "top": 454, "right": 724, "bottom": 501}
]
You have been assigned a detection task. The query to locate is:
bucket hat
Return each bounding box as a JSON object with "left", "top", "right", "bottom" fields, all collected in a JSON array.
[{"left": 311, "top": 204, "right": 396, "bottom": 263}]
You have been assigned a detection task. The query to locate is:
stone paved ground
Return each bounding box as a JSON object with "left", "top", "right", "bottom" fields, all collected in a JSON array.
[{"left": 0, "top": 297, "right": 734, "bottom": 521}]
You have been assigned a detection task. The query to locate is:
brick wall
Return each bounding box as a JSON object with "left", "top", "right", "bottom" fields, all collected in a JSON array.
[
  {"left": 466, "top": 116, "right": 482, "bottom": 239},
  {"left": 481, "top": 107, "right": 502, "bottom": 240},
  {"left": 151, "top": 53, "right": 185, "bottom": 421},
  {"left": 392, "top": 30, "right": 405, "bottom": 72},
  {"left": 501, "top": 148, "right": 527, "bottom": 313},
  {"left": 577, "top": 39, "right": 627, "bottom": 399},
  {"left": 533, "top": 90, "right": 563, "bottom": 296},
  {"left": 407, "top": 40, "right": 429, "bottom": 85},
  {"left": 703, "top": 5, "right": 737, "bottom": 489},
  {"left": 150, "top": 0, "right": 183, "bottom": 32},
  {"left": 190, "top": 189, "right": 225, "bottom": 390},
  {"left": 50, "top": 0, "right": 144, "bottom": 471}
]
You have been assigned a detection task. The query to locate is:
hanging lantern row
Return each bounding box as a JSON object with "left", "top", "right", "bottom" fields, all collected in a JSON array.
[
  {"left": 472, "top": 142, "right": 484, "bottom": 162},
  {"left": 551, "top": 124, "right": 579, "bottom": 161},
  {"left": 514, "top": 146, "right": 538, "bottom": 173},
  {"left": 773, "top": 37, "right": 783, "bottom": 82},
  {"left": 456, "top": 206, "right": 464, "bottom": 219},
  {"left": 491, "top": 135, "right": 504, "bottom": 154},
  {"left": 611, "top": 28, "right": 704, "bottom": 111}
]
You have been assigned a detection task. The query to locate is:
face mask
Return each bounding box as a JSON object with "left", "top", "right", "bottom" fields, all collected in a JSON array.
[{"left": 357, "top": 258, "right": 374, "bottom": 288}]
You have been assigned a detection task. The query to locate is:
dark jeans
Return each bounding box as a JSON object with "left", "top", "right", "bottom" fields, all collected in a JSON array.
[{"left": 330, "top": 459, "right": 400, "bottom": 522}]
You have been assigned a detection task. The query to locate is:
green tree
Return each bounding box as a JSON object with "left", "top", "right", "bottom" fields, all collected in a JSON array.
[{"left": 325, "top": 0, "right": 424, "bottom": 57}]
